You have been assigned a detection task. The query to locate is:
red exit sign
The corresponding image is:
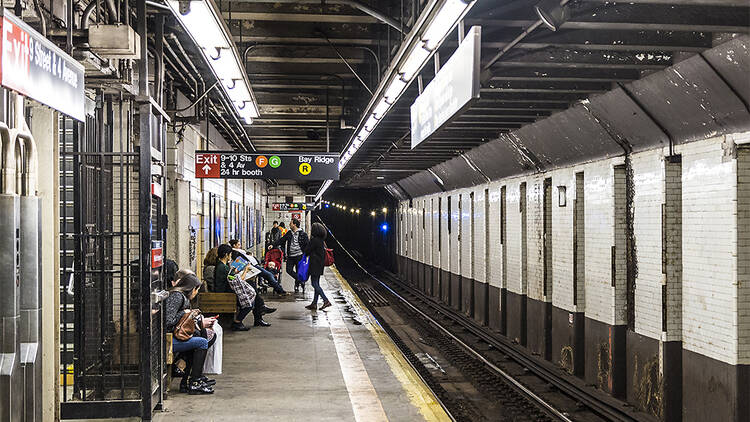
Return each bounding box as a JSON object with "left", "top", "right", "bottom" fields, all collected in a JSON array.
[{"left": 196, "top": 153, "right": 220, "bottom": 178}]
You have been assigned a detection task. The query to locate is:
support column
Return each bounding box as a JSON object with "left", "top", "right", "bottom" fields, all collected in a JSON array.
[{"left": 30, "top": 105, "right": 58, "bottom": 422}]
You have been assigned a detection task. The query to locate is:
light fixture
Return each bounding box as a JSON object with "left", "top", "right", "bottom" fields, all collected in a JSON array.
[
  {"left": 315, "top": 0, "right": 476, "bottom": 202},
  {"left": 382, "top": 207, "right": 388, "bottom": 213},
  {"left": 356, "top": 209, "right": 360, "bottom": 214},
  {"left": 422, "top": 0, "right": 468, "bottom": 50},
  {"left": 167, "top": 0, "right": 260, "bottom": 125},
  {"left": 534, "top": 0, "right": 567, "bottom": 31},
  {"left": 370, "top": 211, "right": 376, "bottom": 217}
]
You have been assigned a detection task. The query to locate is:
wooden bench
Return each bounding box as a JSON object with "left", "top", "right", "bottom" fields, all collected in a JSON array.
[{"left": 196, "top": 292, "right": 237, "bottom": 314}]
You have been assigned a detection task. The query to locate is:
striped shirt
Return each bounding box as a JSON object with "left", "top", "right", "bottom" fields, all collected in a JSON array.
[{"left": 289, "top": 230, "right": 302, "bottom": 257}]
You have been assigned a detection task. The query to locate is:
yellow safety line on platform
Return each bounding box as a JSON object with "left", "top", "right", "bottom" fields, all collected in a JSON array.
[
  {"left": 329, "top": 266, "right": 452, "bottom": 422},
  {"left": 325, "top": 274, "right": 390, "bottom": 422}
]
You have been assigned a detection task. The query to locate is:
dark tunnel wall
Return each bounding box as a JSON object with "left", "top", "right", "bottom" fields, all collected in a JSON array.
[{"left": 315, "top": 188, "right": 398, "bottom": 273}]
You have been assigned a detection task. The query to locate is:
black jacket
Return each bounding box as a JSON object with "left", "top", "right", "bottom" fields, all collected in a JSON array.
[
  {"left": 304, "top": 236, "right": 326, "bottom": 277},
  {"left": 272, "top": 229, "right": 309, "bottom": 257}
]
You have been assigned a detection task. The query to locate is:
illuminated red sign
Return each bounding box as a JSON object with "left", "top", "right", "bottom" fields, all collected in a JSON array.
[
  {"left": 151, "top": 247, "right": 163, "bottom": 269},
  {"left": 0, "top": 10, "right": 85, "bottom": 121},
  {"left": 195, "top": 153, "right": 221, "bottom": 178}
]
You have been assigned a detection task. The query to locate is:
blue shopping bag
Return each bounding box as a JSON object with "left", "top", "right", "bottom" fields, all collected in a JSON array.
[{"left": 296, "top": 255, "right": 310, "bottom": 282}]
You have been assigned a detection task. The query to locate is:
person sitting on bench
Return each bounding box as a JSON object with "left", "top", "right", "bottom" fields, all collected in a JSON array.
[
  {"left": 229, "top": 239, "right": 287, "bottom": 295},
  {"left": 165, "top": 274, "right": 217, "bottom": 395},
  {"left": 215, "top": 244, "right": 275, "bottom": 330}
]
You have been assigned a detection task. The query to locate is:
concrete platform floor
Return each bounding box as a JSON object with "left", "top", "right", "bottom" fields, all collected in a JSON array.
[{"left": 153, "top": 269, "right": 449, "bottom": 422}]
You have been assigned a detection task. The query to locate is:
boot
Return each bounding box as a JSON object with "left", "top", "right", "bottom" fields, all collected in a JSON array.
[
  {"left": 305, "top": 303, "right": 317, "bottom": 310},
  {"left": 179, "top": 376, "right": 189, "bottom": 393},
  {"left": 319, "top": 300, "right": 332, "bottom": 310}
]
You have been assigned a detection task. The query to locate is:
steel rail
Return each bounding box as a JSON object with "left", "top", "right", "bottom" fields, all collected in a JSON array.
[
  {"left": 319, "top": 215, "right": 645, "bottom": 422},
  {"left": 318, "top": 216, "right": 571, "bottom": 422}
]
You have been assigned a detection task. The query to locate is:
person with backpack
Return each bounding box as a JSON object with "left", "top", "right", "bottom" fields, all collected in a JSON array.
[
  {"left": 304, "top": 222, "right": 332, "bottom": 310},
  {"left": 269, "top": 218, "right": 308, "bottom": 293}
]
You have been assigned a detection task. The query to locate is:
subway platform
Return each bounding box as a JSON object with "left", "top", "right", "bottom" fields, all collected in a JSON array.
[{"left": 154, "top": 269, "right": 448, "bottom": 422}]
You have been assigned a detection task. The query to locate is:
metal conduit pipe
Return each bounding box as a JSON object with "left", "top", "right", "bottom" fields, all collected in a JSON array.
[
  {"left": 167, "top": 34, "right": 255, "bottom": 150},
  {"left": 263, "top": 0, "right": 406, "bottom": 33},
  {"left": 0, "top": 122, "right": 15, "bottom": 194},
  {"left": 81, "top": 0, "right": 120, "bottom": 28}
]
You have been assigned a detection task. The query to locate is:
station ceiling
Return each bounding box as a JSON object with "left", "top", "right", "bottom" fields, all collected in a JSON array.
[{"left": 208, "top": 0, "right": 750, "bottom": 193}]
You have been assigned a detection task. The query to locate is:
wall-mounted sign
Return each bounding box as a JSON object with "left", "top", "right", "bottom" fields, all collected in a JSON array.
[
  {"left": 195, "top": 152, "right": 339, "bottom": 180},
  {"left": 0, "top": 10, "right": 85, "bottom": 121},
  {"left": 272, "top": 203, "right": 307, "bottom": 212},
  {"left": 410, "top": 26, "right": 481, "bottom": 149}
]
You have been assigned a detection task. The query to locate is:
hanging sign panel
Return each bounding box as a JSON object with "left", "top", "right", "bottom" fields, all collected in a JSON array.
[
  {"left": 195, "top": 151, "right": 339, "bottom": 180},
  {"left": 0, "top": 10, "right": 85, "bottom": 121},
  {"left": 272, "top": 203, "right": 307, "bottom": 212},
  {"left": 410, "top": 26, "right": 481, "bottom": 149}
]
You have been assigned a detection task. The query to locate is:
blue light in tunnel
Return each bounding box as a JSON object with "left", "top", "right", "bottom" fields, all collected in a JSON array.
[
  {"left": 381, "top": 223, "right": 388, "bottom": 232},
  {"left": 325, "top": 204, "right": 330, "bottom": 208}
]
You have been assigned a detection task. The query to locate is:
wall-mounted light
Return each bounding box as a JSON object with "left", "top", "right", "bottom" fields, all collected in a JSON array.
[
  {"left": 534, "top": 0, "right": 568, "bottom": 31},
  {"left": 382, "top": 207, "right": 388, "bottom": 214},
  {"left": 370, "top": 211, "right": 376, "bottom": 217}
]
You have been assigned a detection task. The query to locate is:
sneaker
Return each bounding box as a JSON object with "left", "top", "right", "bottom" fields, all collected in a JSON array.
[
  {"left": 187, "top": 379, "right": 214, "bottom": 395},
  {"left": 319, "top": 301, "right": 332, "bottom": 310},
  {"left": 196, "top": 376, "right": 216, "bottom": 386},
  {"left": 231, "top": 322, "right": 250, "bottom": 331},
  {"left": 305, "top": 304, "right": 317, "bottom": 310}
]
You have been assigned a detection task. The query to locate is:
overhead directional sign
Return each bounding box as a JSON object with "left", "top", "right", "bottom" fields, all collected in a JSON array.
[
  {"left": 410, "top": 26, "right": 481, "bottom": 149},
  {"left": 272, "top": 203, "right": 307, "bottom": 212},
  {"left": 195, "top": 151, "right": 339, "bottom": 180}
]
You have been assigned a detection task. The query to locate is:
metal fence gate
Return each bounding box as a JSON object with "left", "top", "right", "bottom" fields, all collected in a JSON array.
[{"left": 59, "top": 95, "right": 167, "bottom": 420}]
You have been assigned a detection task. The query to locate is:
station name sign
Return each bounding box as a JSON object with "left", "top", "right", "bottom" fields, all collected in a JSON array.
[
  {"left": 0, "top": 9, "right": 85, "bottom": 121},
  {"left": 410, "top": 26, "right": 481, "bottom": 149},
  {"left": 195, "top": 151, "right": 339, "bottom": 180}
]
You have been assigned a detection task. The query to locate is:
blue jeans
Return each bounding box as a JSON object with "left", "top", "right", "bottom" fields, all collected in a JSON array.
[
  {"left": 254, "top": 265, "right": 285, "bottom": 293},
  {"left": 310, "top": 274, "right": 328, "bottom": 305},
  {"left": 173, "top": 335, "right": 208, "bottom": 353}
]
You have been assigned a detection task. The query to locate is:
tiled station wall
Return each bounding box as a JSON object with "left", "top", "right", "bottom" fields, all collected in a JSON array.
[
  {"left": 396, "top": 131, "right": 750, "bottom": 420},
  {"left": 166, "top": 123, "right": 267, "bottom": 275}
]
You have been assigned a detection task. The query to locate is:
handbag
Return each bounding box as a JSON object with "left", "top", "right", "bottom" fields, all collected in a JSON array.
[
  {"left": 324, "top": 243, "right": 335, "bottom": 267},
  {"left": 174, "top": 295, "right": 201, "bottom": 341},
  {"left": 296, "top": 255, "right": 310, "bottom": 282}
]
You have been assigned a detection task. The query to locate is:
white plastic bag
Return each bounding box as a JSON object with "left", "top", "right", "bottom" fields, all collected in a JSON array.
[{"left": 203, "top": 322, "right": 223, "bottom": 374}]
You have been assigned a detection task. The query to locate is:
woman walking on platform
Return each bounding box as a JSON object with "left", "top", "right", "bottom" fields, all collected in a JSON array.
[{"left": 305, "top": 222, "right": 332, "bottom": 310}]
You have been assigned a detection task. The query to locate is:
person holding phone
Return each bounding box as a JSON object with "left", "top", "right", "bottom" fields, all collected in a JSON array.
[{"left": 165, "top": 273, "right": 217, "bottom": 394}]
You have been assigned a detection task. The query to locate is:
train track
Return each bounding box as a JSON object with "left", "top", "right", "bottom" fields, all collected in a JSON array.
[{"left": 322, "top": 219, "right": 649, "bottom": 422}]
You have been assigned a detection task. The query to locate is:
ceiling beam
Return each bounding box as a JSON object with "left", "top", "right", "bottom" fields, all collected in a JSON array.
[
  {"left": 468, "top": 19, "right": 750, "bottom": 33},
  {"left": 222, "top": 12, "right": 378, "bottom": 24}
]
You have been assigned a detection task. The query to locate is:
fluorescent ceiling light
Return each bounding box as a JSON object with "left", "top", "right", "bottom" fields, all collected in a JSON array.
[
  {"left": 384, "top": 78, "right": 407, "bottom": 103},
  {"left": 167, "top": 0, "right": 259, "bottom": 126},
  {"left": 373, "top": 98, "right": 389, "bottom": 119},
  {"left": 399, "top": 45, "right": 431, "bottom": 81},
  {"left": 318, "top": 0, "right": 475, "bottom": 201},
  {"left": 363, "top": 115, "right": 379, "bottom": 132},
  {"left": 422, "top": 0, "right": 467, "bottom": 50}
]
